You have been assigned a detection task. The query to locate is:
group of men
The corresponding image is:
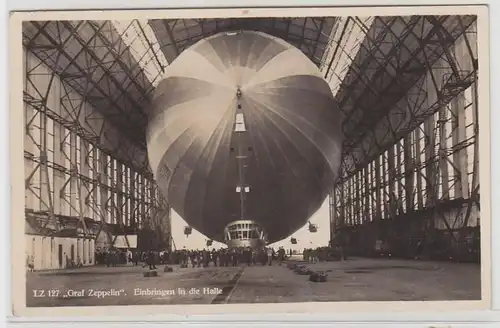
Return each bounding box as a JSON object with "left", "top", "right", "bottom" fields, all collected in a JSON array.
[
  {"left": 171, "top": 246, "right": 289, "bottom": 268},
  {"left": 93, "top": 245, "right": 295, "bottom": 269}
]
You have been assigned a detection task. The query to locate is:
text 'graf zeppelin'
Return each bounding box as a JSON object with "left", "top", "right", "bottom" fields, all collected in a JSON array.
[{"left": 31, "top": 287, "right": 224, "bottom": 299}]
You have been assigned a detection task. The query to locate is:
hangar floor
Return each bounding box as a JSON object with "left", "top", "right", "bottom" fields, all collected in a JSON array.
[{"left": 26, "top": 258, "right": 481, "bottom": 307}]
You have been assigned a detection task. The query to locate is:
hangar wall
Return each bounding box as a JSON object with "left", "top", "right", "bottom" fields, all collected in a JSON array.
[
  {"left": 330, "top": 22, "right": 480, "bottom": 261},
  {"left": 25, "top": 234, "right": 95, "bottom": 271},
  {"left": 23, "top": 46, "right": 171, "bottom": 256}
]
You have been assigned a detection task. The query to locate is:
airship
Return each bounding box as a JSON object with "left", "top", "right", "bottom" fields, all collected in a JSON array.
[{"left": 146, "top": 30, "right": 343, "bottom": 249}]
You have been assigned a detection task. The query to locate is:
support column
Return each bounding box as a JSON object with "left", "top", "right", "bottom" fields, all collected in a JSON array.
[
  {"left": 374, "top": 156, "right": 381, "bottom": 219},
  {"left": 404, "top": 135, "right": 415, "bottom": 210},
  {"left": 438, "top": 107, "right": 450, "bottom": 200},
  {"left": 129, "top": 169, "right": 136, "bottom": 228},
  {"left": 451, "top": 91, "right": 468, "bottom": 199},
  {"left": 329, "top": 193, "right": 336, "bottom": 240},
  {"left": 80, "top": 139, "right": 91, "bottom": 219},
  {"left": 415, "top": 127, "right": 423, "bottom": 209},
  {"left": 363, "top": 166, "right": 369, "bottom": 223},
  {"left": 424, "top": 114, "right": 436, "bottom": 208},
  {"left": 387, "top": 146, "right": 397, "bottom": 218}
]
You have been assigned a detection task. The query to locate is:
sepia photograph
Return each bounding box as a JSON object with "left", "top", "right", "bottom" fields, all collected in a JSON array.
[{"left": 10, "top": 5, "right": 490, "bottom": 315}]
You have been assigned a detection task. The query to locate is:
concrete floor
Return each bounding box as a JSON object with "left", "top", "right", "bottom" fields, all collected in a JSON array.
[{"left": 25, "top": 257, "right": 481, "bottom": 307}]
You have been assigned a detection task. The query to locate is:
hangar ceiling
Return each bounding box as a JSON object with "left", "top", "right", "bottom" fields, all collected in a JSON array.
[{"left": 22, "top": 15, "right": 477, "bottom": 181}]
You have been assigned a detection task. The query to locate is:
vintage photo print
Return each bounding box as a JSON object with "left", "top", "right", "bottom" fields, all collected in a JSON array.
[{"left": 9, "top": 5, "right": 491, "bottom": 317}]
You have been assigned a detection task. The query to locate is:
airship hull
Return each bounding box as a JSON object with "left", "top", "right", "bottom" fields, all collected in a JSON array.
[{"left": 146, "top": 31, "right": 343, "bottom": 244}]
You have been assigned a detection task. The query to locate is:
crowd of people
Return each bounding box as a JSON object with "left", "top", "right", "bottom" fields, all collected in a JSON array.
[
  {"left": 170, "top": 246, "right": 291, "bottom": 267},
  {"left": 26, "top": 245, "right": 342, "bottom": 272},
  {"left": 95, "top": 248, "right": 164, "bottom": 268},
  {"left": 94, "top": 246, "right": 293, "bottom": 269}
]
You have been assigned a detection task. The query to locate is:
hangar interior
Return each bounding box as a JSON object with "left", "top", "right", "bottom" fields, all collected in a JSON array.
[{"left": 21, "top": 15, "right": 479, "bottom": 270}]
